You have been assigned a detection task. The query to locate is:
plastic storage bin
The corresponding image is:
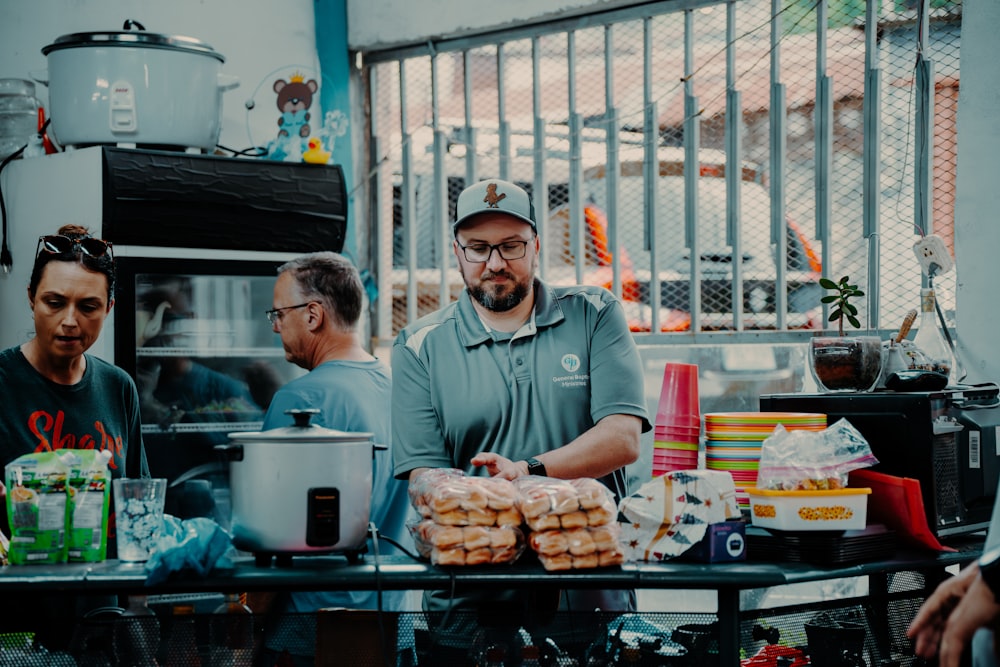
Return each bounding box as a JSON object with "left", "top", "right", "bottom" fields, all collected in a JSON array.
[{"left": 747, "top": 488, "right": 871, "bottom": 531}]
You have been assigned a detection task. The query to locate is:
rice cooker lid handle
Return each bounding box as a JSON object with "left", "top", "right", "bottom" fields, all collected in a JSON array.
[
  {"left": 41, "top": 22, "right": 225, "bottom": 63},
  {"left": 288, "top": 408, "right": 320, "bottom": 429}
]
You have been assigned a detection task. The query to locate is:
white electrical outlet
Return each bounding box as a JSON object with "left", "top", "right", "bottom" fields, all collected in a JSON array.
[{"left": 913, "top": 234, "right": 954, "bottom": 277}]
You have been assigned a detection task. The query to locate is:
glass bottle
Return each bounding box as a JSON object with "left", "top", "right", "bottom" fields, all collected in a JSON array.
[
  {"left": 482, "top": 645, "right": 506, "bottom": 667},
  {"left": 520, "top": 644, "right": 543, "bottom": 667},
  {"left": 114, "top": 595, "right": 160, "bottom": 667},
  {"left": 911, "top": 287, "right": 954, "bottom": 379},
  {"left": 164, "top": 603, "right": 202, "bottom": 667},
  {"left": 0, "top": 79, "right": 40, "bottom": 161},
  {"left": 209, "top": 593, "right": 254, "bottom": 667}
]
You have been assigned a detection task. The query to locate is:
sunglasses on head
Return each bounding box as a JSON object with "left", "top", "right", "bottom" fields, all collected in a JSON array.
[{"left": 36, "top": 235, "right": 114, "bottom": 260}]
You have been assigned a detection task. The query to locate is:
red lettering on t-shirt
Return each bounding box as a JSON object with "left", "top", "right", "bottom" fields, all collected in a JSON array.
[
  {"left": 27, "top": 409, "right": 123, "bottom": 468},
  {"left": 94, "top": 422, "right": 124, "bottom": 469},
  {"left": 27, "top": 410, "right": 54, "bottom": 451},
  {"left": 51, "top": 411, "right": 78, "bottom": 449}
]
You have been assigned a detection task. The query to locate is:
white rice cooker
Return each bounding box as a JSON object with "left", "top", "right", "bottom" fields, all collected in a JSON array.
[
  {"left": 217, "top": 409, "right": 384, "bottom": 567},
  {"left": 38, "top": 20, "right": 239, "bottom": 151}
]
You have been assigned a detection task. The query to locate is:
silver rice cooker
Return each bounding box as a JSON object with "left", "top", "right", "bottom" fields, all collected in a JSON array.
[
  {"left": 216, "top": 409, "right": 383, "bottom": 566},
  {"left": 38, "top": 20, "right": 239, "bottom": 151}
]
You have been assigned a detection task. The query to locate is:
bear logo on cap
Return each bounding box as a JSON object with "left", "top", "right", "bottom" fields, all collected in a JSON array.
[{"left": 484, "top": 183, "right": 507, "bottom": 208}]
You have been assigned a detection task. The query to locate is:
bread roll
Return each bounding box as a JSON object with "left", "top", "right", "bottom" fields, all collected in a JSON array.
[
  {"left": 430, "top": 525, "right": 465, "bottom": 549},
  {"left": 549, "top": 483, "right": 581, "bottom": 515},
  {"left": 465, "top": 547, "right": 493, "bottom": 565},
  {"left": 429, "top": 494, "right": 462, "bottom": 514},
  {"left": 526, "top": 513, "right": 561, "bottom": 532},
  {"left": 572, "top": 553, "right": 599, "bottom": 569},
  {"left": 589, "top": 524, "right": 621, "bottom": 552},
  {"left": 565, "top": 528, "right": 597, "bottom": 556},
  {"left": 495, "top": 508, "right": 523, "bottom": 527},
  {"left": 560, "top": 511, "right": 589, "bottom": 529},
  {"left": 586, "top": 506, "right": 614, "bottom": 527},
  {"left": 489, "top": 527, "right": 518, "bottom": 549},
  {"left": 491, "top": 546, "right": 520, "bottom": 564},
  {"left": 598, "top": 549, "right": 625, "bottom": 567},
  {"left": 433, "top": 548, "right": 466, "bottom": 566},
  {"left": 432, "top": 509, "right": 469, "bottom": 526},
  {"left": 569, "top": 478, "right": 609, "bottom": 509},
  {"left": 539, "top": 552, "right": 573, "bottom": 571},
  {"left": 462, "top": 526, "right": 491, "bottom": 551},
  {"left": 518, "top": 489, "right": 551, "bottom": 519},
  {"left": 457, "top": 483, "right": 489, "bottom": 511},
  {"left": 480, "top": 477, "right": 517, "bottom": 510},
  {"left": 530, "top": 530, "right": 569, "bottom": 556},
  {"left": 466, "top": 508, "right": 498, "bottom": 526}
]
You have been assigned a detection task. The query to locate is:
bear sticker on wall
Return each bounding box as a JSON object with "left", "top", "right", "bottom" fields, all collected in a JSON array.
[
  {"left": 273, "top": 73, "right": 318, "bottom": 139},
  {"left": 251, "top": 68, "right": 348, "bottom": 164}
]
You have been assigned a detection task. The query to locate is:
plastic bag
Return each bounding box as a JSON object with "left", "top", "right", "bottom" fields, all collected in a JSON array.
[
  {"left": 407, "top": 519, "right": 526, "bottom": 565},
  {"left": 408, "top": 468, "right": 523, "bottom": 527},
  {"left": 756, "top": 419, "right": 879, "bottom": 491},
  {"left": 4, "top": 451, "right": 70, "bottom": 564},
  {"left": 618, "top": 470, "right": 740, "bottom": 562},
  {"left": 144, "top": 515, "right": 234, "bottom": 585},
  {"left": 61, "top": 449, "right": 113, "bottom": 562}
]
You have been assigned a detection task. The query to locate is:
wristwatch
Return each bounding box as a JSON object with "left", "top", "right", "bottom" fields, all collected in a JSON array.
[
  {"left": 979, "top": 544, "right": 1000, "bottom": 599},
  {"left": 524, "top": 457, "right": 547, "bottom": 477}
]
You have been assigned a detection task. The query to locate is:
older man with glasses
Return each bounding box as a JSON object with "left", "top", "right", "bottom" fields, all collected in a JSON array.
[
  {"left": 391, "top": 178, "right": 651, "bottom": 663},
  {"left": 252, "top": 251, "right": 412, "bottom": 666}
]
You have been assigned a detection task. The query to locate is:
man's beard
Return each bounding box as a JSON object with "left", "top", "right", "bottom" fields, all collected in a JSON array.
[{"left": 467, "top": 271, "right": 531, "bottom": 312}]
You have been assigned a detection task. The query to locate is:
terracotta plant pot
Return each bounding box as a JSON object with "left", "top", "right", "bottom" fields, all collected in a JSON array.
[{"left": 809, "top": 335, "right": 883, "bottom": 393}]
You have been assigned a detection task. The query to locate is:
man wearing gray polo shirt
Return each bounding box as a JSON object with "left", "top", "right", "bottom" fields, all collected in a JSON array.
[{"left": 391, "top": 178, "right": 651, "bottom": 662}]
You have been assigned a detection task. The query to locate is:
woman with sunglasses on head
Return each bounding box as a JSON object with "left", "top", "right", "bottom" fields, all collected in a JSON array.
[{"left": 0, "top": 224, "right": 147, "bottom": 652}]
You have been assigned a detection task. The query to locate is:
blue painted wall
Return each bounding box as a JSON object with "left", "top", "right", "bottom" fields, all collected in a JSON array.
[{"left": 313, "top": 0, "right": 358, "bottom": 260}]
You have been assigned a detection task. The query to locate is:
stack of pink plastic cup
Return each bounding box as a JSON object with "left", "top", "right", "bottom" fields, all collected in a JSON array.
[{"left": 651, "top": 362, "right": 701, "bottom": 476}]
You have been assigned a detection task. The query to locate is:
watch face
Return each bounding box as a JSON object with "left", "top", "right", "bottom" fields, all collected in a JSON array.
[{"left": 526, "top": 458, "right": 546, "bottom": 476}]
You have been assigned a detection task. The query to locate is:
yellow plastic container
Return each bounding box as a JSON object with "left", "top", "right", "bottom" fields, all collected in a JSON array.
[{"left": 747, "top": 488, "right": 871, "bottom": 531}]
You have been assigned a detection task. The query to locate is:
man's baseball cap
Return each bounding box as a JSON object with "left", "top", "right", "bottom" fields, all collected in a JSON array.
[{"left": 453, "top": 179, "right": 537, "bottom": 234}]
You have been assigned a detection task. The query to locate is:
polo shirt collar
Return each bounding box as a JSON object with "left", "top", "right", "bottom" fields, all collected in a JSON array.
[{"left": 455, "top": 279, "right": 565, "bottom": 348}]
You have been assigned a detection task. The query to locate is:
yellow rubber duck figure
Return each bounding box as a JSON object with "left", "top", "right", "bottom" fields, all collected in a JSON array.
[{"left": 303, "top": 137, "right": 331, "bottom": 164}]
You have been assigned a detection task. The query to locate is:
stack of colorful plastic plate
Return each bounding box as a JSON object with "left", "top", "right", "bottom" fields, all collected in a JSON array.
[{"left": 704, "top": 412, "right": 826, "bottom": 509}]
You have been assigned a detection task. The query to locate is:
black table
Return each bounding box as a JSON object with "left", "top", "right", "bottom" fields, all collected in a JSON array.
[{"left": 0, "top": 545, "right": 981, "bottom": 665}]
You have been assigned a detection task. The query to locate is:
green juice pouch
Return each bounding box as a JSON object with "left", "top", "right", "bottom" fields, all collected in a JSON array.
[
  {"left": 5, "top": 452, "right": 69, "bottom": 565},
  {"left": 62, "top": 450, "right": 112, "bottom": 562}
]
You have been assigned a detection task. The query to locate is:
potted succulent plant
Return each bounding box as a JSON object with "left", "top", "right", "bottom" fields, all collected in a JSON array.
[{"left": 809, "top": 276, "right": 883, "bottom": 392}]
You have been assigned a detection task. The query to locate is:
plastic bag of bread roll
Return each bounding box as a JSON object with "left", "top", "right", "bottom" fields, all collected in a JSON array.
[
  {"left": 528, "top": 523, "right": 625, "bottom": 571},
  {"left": 514, "top": 476, "right": 617, "bottom": 531},
  {"left": 408, "top": 468, "right": 464, "bottom": 517},
  {"left": 410, "top": 469, "right": 522, "bottom": 525},
  {"left": 407, "top": 520, "right": 526, "bottom": 566}
]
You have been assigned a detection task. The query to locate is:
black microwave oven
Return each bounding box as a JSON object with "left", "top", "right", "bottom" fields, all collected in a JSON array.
[{"left": 760, "top": 384, "right": 1000, "bottom": 540}]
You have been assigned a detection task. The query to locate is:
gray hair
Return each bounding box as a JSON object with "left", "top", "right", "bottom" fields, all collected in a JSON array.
[{"left": 277, "top": 252, "right": 363, "bottom": 330}]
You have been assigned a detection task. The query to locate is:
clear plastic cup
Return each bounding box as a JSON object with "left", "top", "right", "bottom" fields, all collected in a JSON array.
[{"left": 113, "top": 478, "right": 167, "bottom": 562}]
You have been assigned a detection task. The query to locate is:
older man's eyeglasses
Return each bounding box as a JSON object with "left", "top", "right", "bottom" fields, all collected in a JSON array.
[
  {"left": 265, "top": 302, "right": 317, "bottom": 325},
  {"left": 457, "top": 240, "right": 530, "bottom": 263},
  {"left": 36, "top": 235, "right": 114, "bottom": 260}
]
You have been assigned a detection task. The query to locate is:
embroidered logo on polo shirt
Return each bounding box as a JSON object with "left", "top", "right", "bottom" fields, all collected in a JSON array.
[
  {"left": 561, "top": 354, "right": 580, "bottom": 372},
  {"left": 553, "top": 353, "right": 589, "bottom": 388}
]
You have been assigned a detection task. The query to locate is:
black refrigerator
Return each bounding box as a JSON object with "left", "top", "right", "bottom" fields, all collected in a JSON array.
[{"left": 0, "top": 146, "right": 348, "bottom": 521}]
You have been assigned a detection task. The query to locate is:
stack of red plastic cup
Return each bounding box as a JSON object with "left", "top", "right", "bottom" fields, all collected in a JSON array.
[{"left": 652, "top": 362, "right": 701, "bottom": 477}]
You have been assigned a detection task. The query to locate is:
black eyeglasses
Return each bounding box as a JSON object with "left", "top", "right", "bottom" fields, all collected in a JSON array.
[
  {"left": 36, "top": 235, "right": 114, "bottom": 260},
  {"left": 457, "top": 239, "right": 531, "bottom": 263},
  {"left": 265, "top": 302, "right": 317, "bottom": 325}
]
